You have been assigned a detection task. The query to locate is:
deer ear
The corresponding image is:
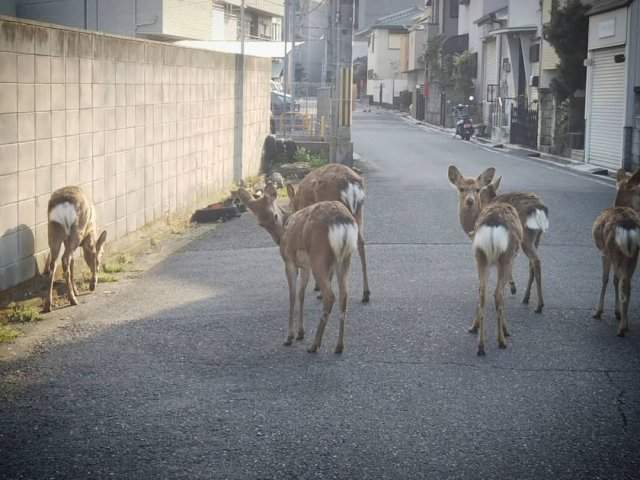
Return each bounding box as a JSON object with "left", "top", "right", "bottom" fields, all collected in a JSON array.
[
  {"left": 628, "top": 169, "right": 640, "bottom": 187},
  {"left": 96, "top": 230, "right": 107, "bottom": 253},
  {"left": 492, "top": 176, "right": 502, "bottom": 192},
  {"left": 448, "top": 165, "right": 462, "bottom": 187},
  {"left": 477, "top": 167, "right": 496, "bottom": 186},
  {"left": 616, "top": 168, "right": 629, "bottom": 185},
  {"left": 264, "top": 183, "right": 278, "bottom": 200},
  {"left": 286, "top": 183, "right": 296, "bottom": 201},
  {"left": 234, "top": 188, "right": 255, "bottom": 207}
]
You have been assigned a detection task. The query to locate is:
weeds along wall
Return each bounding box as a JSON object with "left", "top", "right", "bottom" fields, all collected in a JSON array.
[{"left": 0, "top": 16, "right": 271, "bottom": 291}]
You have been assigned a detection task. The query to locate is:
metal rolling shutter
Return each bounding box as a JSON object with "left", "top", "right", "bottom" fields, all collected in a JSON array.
[{"left": 588, "top": 46, "right": 626, "bottom": 169}]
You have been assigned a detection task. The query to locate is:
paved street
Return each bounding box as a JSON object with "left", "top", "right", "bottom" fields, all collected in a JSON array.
[{"left": 2, "top": 110, "right": 640, "bottom": 479}]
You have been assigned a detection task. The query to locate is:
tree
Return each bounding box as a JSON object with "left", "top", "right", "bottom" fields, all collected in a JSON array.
[
  {"left": 543, "top": 0, "right": 589, "bottom": 100},
  {"left": 452, "top": 51, "right": 475, "bottom": 103}
]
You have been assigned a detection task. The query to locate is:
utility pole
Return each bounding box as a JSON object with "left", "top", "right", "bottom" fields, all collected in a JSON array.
[
  {"left": 329, "top": 0, "right": 354, "bottom": 165},
  {"left": 234, "top": 0, "right": 247, "bottom": 181}
]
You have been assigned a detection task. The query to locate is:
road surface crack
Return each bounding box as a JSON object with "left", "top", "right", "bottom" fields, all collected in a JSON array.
[{"left": 605, "top": 371, "right": 628, "bottom": 432}]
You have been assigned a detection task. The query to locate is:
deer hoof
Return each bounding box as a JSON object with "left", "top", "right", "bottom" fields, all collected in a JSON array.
[
  {"left": 534, "top": 305, "right": 543, "bottom": 314},
  {"left": 498, "top": 341, "right": 507, "bottom": 349},
  {"left": 361, "top": 290, "right": 371, "bottom": 304},
  {"left": 477, "top": 346, "right": 486, "bottom": 356},
  {"left": 510, "top": 283, "right": 517, "bottom": 295},
  {"left": 503, "top": 329, "right": 511, "bottom": 338},
  {"left": 468, "top": 326, "right": 478, "bottom": 334},
  {"left": 615, "top": 311, "right": 621, "bottom": 321},
  {"left": 296, "top": 331, "right": 305, "bottom": 341},
  {"left": 307, "top": 344, "right": 319, "bottom": 353},
  {"left": 593, "top": 310, "right": 603, "bottom": 320},
  {"left": 283, "top": 337, "right": 293, "bottom": 346},
  {"left": 334, "top": 344, "right": 344, "bottom": 354},
  {"left": 522, "top": 296, "right": 530, "bottom": 305},
  {"left": 617, "top": 330, "right": 626, "bottom": 338}
]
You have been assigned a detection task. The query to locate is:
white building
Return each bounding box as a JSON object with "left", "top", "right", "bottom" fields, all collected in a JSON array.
[{"left": 585, "top": 0, "right": 640, "bottom": 170}]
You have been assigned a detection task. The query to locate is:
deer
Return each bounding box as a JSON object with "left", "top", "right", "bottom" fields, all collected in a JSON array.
[
  {"left": 43, "top": 186, "right": 107, "bottom": 313},
  {"left": 286, "top": 163, "right": 370, "bottom": 303},
  {"left": 448, "top": 165, "right": 549, "bottom": 313},
  {"left": 235, "top": 184, "right": 358, "bottom": 353},
  {"left": 471, "top": 182, "right": 523, "bottom": 356},
  {"left": 592, "top": 168, "right": 640, "bottom": 336}
]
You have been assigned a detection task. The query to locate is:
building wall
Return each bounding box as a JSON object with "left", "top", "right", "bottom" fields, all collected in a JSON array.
[
  {"left": 163, "top": 0, "right": 212, "bottom": 40},
  {"left": 357, "top": 0, "right": 421, "bottom": 31},
  {"left": 0, "top": 17, "right": 270, "bottom": 291},
  {"left": 0, "top": 1, "right": 16, "bottom": 16},
  {"left": 368, "top": 29, "right": 405, "bottom": 81}
]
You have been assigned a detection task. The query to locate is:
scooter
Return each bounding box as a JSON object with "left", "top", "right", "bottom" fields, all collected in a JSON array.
[{"left": 453, "top": 103, "right": 474, "bottom": 141}]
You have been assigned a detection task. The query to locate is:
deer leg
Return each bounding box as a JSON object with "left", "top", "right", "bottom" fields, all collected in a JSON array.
[
  {"left": 522, "top": 260, "right": 534, "bottom": 305},
  {"left": 496, "top": 260, "right": 511, "bottom": 349},
  {"left": 593, "top": 256, "right": 611, "bottom": 320},
  {"left": 43, "top": 231, "right": 63, "bottom": 313},
  {"left": 613, "top": 274, "right": 621, "bottom": 321},
  {"left": 618, "top": 276, "right": 630, "bottom": 337},
  {"left": 296, "top": 267, "right": 310, "bottom": 340},
  {"left": 522, "top": 232, "right": 544, "bottom": 313},
  {"left": 69, "top": 257, "right": 79, "bottom": 297},
  {"left": 308, "top": 261, "right": 335, "bottom": 353},
  {"left": 357, "top": 231, "right": 370, "bottom": 304},
  {"left": 334, "top": 256, "right": 352, "bottom": 354},
  {"left": 473, "top": 257, "right": 488, "bottom": 356},
  {"left": 316, "top": 266, "right": 334, "bottom": 300},
  {"left": 61, "top": 253, "right": 78, "bottom": 307},
  {"left": 284, "top": 262, "right": 298, "bottom": 346}
]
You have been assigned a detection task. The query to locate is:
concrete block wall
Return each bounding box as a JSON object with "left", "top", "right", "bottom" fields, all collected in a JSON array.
[{"left": 0, "top": 17, "right": 271, "bottom": 291}]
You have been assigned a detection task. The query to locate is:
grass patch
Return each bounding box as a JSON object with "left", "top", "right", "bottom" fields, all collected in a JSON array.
[
  {"left": 292, "top": 147, "right": 328, "bottom": 169},
  {"left": 0, "top": 324, "right": 21, "bottom": 343},
  {"left": 6, "top": 303, "right": 43, "bottom": 323},
  {"left": 102, "top": 263, "right": 125, "bottom": 274},
  {"left": 98, "top": 273, "right": 119, "bottom": 283},
  {"left": 116, "top": 253, "right": 133, "bottom": 265}
]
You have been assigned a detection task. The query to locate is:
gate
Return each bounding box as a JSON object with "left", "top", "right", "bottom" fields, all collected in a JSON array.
[{"left": 510, "top": 103, "right": 538, "bottom": 148}]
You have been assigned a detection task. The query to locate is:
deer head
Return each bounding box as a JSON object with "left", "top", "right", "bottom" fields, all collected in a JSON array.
[
  {"left": 448, "top": 166, "right": 496, "bottom": 235},
  {"left": 82, "top": 230, "right": 107, "bottom": 291},
  {"left": 235, "top": 183, "right": 286, "bottom": 244},
  {"left": 615, "top": 168, "right": 640, "bottom": 211}
]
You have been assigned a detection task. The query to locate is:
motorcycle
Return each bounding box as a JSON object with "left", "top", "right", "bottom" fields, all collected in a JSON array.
[{"left": 453, "top": 98, "right": 475, "bottom": 141}]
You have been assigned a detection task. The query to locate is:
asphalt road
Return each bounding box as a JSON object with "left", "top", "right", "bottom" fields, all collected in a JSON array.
[{"left": 2, "top": 110, "right": 640, "bottom": 479}]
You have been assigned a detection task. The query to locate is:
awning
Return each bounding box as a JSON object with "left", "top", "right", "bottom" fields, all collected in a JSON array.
[{"left": 488, "top": 25, "right": 538, "bottom": 36}]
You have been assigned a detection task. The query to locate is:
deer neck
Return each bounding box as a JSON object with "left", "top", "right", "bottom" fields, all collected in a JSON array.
[{"left": 459, "top": 205, "right": 480, "bottom": 237}]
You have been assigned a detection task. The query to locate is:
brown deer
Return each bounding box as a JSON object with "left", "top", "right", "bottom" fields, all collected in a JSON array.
[
  {"left": 471, "top": 197, "right": 523, "bottom": 356},
  {"left": 235, "top": 184, "right": 358, "bottom": 353},
  {"left": 44, "top": 186, "right": 107, "bottom": 312},
  {"left": 286, "top": 163, "right": 370, "bottom": 303},
  {"left": 592, "top": 168, "right": 640, "bottom": 336},
  {"left": 448, "top": 165, "right": 549, "bottom": 313}
]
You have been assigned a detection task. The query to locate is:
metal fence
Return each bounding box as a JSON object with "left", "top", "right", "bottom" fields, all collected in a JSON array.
[{"left": 273, "top": 82, "right": 334, "bottom": 140}]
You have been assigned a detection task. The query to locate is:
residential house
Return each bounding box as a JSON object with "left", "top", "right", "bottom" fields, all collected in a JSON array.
[
  {"left": 362, "top": 7, "right": 423, "bottom": 106},
  {"left": 13, "top": 0, "right": 283, "bottom": 42},
  {"left": 585, "top": 0, "right": 640, "bottom": 170}
]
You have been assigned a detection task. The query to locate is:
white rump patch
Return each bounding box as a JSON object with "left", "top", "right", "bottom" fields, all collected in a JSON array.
[
  {"left": 473, "top": 225, "right": 509, "bottom": 265},
  {"left": 615, "top": 227, "right": 640, "bottom": 257},
  {"left": 49, "top": 202, "right": 77, "bottom": 235},
  {"left": 340, "top": 182, "right": 365, "bottom": 214},
  {"left": 526, "top": 209, "right": 549, "bottom": 232},
  {"left": 328, "top": 223, "right": 358, "bottom": 263}
]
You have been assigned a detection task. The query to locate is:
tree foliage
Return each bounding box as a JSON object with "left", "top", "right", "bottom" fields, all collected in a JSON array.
[{"left": 543, "top": 0, "right": 589, "bottom": 100}]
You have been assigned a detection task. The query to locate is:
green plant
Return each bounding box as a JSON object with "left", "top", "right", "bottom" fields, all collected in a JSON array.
[
  {"left": 543, "top": 0, "right": 589, "bottom": 101},
  {"left": 452, "top": 50, "right": 476, "bottom": 104},
  {"left": 6, "top": 303, "right": 42, "bottom": 323},
  {"left": 98, "top": 273, "right": 119, "bottom": 283},
  {"left": 0, "top": 324, "right": 21, "bottom": 342},
  {"left": 102, "top": 263, "right": 125, "bottom": 274},
  {"left": 293, "top": 147, "right": 328, "bottom": 168}
]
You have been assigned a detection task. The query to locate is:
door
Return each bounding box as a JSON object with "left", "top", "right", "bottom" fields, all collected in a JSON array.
[{"left": 588, "top": 46, "right": 626, "bottom": 169}]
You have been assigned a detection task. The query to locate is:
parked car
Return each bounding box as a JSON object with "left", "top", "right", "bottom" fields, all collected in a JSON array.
[{"left": 271, "top": 91, "right": 300, "bottom": 116}]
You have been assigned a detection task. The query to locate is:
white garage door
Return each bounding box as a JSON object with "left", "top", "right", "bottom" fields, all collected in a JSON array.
[{"left": 588, "top": 46, "right": 626, "bottom": 169}]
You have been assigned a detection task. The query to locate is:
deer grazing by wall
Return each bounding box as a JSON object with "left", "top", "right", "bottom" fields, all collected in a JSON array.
[
  {"left": 592, "top": 169, "right": 640, "bottom": 336},
  {"left": 286, "top": 163, "right": 370, "bottom": 303},
  {"left": 44, "top": 186, "right": 107, "bottom": 312},
  {"left": 471, "top": 185, "right": 523, "bottom": 356},
  {"left": 235, "top": 184, "right": 358, "bottom": 353},
  {"left": 448, "top": 165, "right": 549, "bottom": 313}
]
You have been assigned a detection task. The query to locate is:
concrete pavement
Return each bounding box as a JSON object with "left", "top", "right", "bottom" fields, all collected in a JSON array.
[{"left": 1, "top": 110, "right": 639, "bottom": 479}]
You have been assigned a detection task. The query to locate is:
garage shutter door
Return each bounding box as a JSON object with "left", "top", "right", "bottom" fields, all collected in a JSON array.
[{"left": 588, "top": 46, "right": 626, "bottom": 169}]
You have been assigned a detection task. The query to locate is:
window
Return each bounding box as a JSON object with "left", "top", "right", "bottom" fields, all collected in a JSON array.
[
  {"left": 388, "top": 33, "right": 403, "bottom": 50},
  {"left": 450, "top": 0, "right": 459, "bottom": 18},
  {"left": 529, "top": 44, "right": 540, "bottom": 63}
]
